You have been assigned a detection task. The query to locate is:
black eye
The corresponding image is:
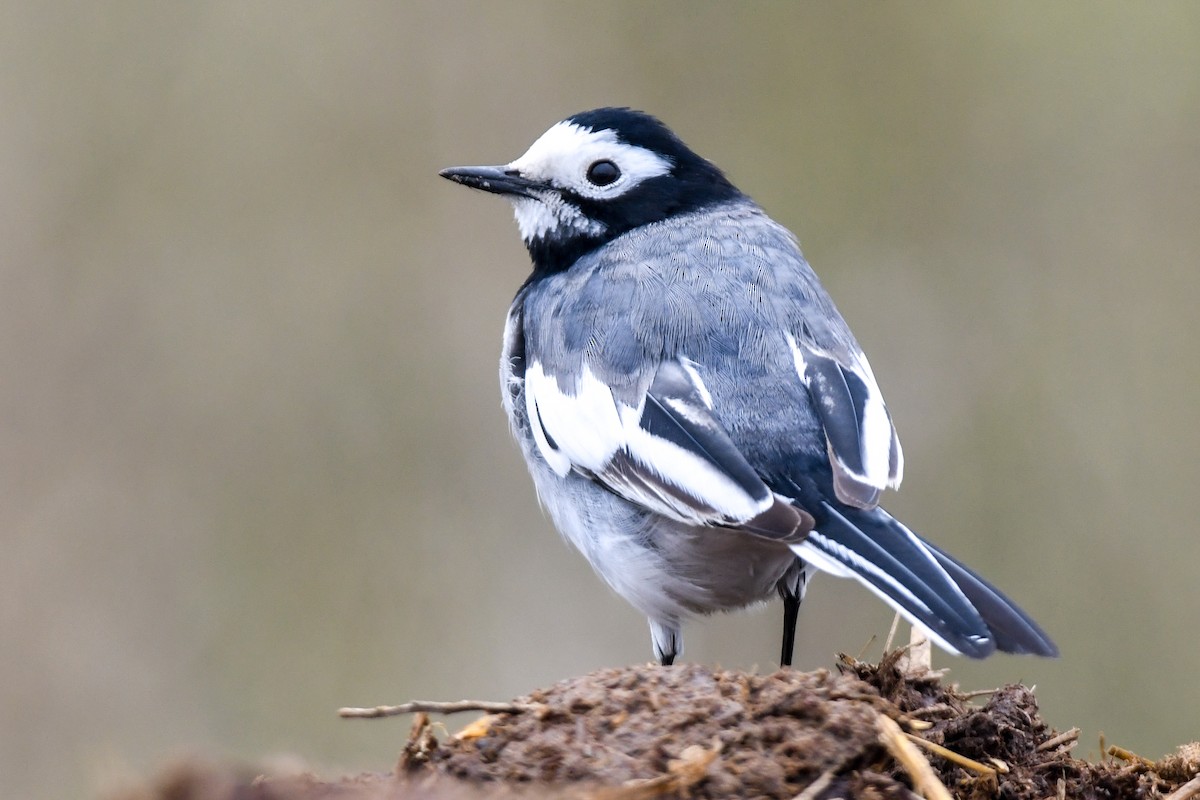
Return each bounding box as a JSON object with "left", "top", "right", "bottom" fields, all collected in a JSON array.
[{"left": 586, "top": 159, "right": 621, "bottom": 186}]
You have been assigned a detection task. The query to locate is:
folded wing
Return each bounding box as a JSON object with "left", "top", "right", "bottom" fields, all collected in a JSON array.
[
  {"left": 524, "top": 357, "right": 811, "bottom": 541},
  {"left": 785, "top": 329, "right": 903, "bottom": 508}
]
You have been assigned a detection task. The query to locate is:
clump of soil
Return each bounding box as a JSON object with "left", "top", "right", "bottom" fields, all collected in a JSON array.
[
  {"left": 421, "top": 661, "right": 891, "bottom": 797},
  {"left": 111, "top": 653, "right": 1200, "bottom": 800}
]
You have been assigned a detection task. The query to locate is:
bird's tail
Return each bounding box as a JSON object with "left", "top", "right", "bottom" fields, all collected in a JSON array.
[{"left": 789, "top": 501, "right": 1058, "bottom": 658}]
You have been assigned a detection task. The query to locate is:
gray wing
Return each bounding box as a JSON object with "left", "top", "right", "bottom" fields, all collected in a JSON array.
[
  {"left": 520, "top": 199, "right": 901, "bottom": 513},
  {"left": 738, "top": 207, "right": 903, "bottom": 508},
  {"left": 522, "top": 354, "right": 811, "bottom": 541}
]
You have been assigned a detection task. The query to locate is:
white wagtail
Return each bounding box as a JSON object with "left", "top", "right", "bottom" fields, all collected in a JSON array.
[{"left": 440, "top": 108, "right": 1057, "bottom": 666}]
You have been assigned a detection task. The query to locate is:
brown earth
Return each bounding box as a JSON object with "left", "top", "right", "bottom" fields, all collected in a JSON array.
[{"left": 110, "top": 651, "right": 1199, "bottom": 800}]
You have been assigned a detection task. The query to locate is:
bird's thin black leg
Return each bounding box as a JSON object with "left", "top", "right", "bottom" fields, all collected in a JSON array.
[
  {"left": 780, "top": 591, "right": 801, "bottom": 667},
  {"left": 777, "top": 564, "right": 807, "bottom": 667},
  {"left": 650, "top": 619, "right": 680, "bottom": 666}
]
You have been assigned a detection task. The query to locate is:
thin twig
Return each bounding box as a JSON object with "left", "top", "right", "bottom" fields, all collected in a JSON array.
[
  {"left": 396, "top": 713, "right": 434, "bottom": 771},
  {"left": 793, "top": 768, "right": 835, "bottom": 800},
  {"left": 906, "top": 703, "right": 959, "bottom": 720},
  {"left": 959, "top": 687, "right": 1001, "bottom": 699},
  {"left": 877, "top": 714, "right": 954, "bottom": 800},
  {"left": 587, "top": 738, "right": 722, "bottom": 800},
  {"left": 904, "top": 732, "right": 1001, "bottom": 776},
  {"left": 339, "top": 699, "right": 541, "bottom": 719},
  {"left": 1107, "top": 745, "right": 1156, "bottom": 768},
  {"left": 1036, "top": 727, "right": 1081, "bottom": 752},
  {"left": 856, "top": 633, "right": 878, "bottom": 662},
  {"left": 1165, "top": 774, "right": 1200, "bottom": 800},
  {"left": 883, "top": 611, "right": 902, "bottom": 653},
  {"left": 453, "top": 714, "right": 500, "bottom": 741},
  {"left": 896, "top": 627, "right": 932, "bottom": 676}
]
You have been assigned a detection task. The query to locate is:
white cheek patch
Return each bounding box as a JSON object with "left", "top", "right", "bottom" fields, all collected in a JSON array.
[
  {"left": 511, "top": 195, "right": 605, "bottom": 243},
  {"left": 508, "top": 121, "right": 674, "bottom": 202}
]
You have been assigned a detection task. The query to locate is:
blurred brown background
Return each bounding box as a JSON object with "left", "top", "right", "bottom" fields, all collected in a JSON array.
[{"left": 3, "top": 3, "right": 1198, "bottom": 798}]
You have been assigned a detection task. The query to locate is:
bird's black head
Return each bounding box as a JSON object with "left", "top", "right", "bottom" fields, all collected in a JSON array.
[{"left": 440, "top": 107, "right": 743, "bottom": 277}]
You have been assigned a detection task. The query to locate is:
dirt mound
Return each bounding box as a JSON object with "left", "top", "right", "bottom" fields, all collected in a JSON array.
[{"left": 112, "top": 653, "right": 1200, "bottom": 800}]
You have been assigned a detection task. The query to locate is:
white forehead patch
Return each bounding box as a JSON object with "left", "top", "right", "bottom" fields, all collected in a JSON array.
[
  {"left": 503, "top": 121, "right": 674, "bottom": 243},
  {"left": 508, "top": 121, "right": 674, "bottom": 201}
]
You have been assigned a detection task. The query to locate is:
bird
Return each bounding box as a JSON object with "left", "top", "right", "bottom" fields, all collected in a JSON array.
[{"left": 439, "top": 107, "right": 1058, "bottom": 667}]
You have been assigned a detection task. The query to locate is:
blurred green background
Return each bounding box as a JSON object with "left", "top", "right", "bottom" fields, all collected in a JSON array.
[{"left": 3, "top": 3, "right": 1198, "bottom": 798}]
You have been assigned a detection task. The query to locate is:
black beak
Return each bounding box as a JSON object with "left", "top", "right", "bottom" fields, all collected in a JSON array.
[{"left": 439, "top": 165, "right": 543, "bottom": 199}]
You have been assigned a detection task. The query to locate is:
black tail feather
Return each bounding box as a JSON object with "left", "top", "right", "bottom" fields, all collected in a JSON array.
[
  {"left": 796, "top": 502, "right": 996, "bottom": 658},
  {"left": 793, "top": 501, "right": 1057, "bottom": 659},
  {"left": 921, "top": 539, "right": 1059, "bottom": 657}
]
